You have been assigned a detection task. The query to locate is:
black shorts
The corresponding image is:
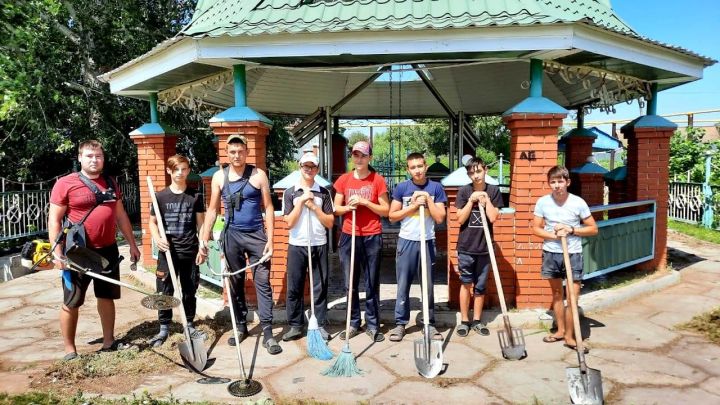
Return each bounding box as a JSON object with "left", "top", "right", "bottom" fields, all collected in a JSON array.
[
  {"left": 62, "top": 244, "right": 121, "bottom": 308},
  {"left": 541, "top": 251, "right": 584, "bottom": 281}
]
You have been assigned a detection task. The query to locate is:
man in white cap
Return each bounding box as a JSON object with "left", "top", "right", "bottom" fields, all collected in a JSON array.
[
  {"left": 333, "top": 140, "right": 390, "bottom": 342},
  {"left": 281, "top": 152, "right": 335, "bottom": 341}
]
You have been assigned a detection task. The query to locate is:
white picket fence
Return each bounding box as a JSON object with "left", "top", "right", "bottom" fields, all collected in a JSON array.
[{"left": 668, "top": 182, "right": 719, "bottom": 227}]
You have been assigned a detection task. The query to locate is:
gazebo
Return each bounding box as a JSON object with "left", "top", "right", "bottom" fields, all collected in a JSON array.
[{"left": 100, "top": 0, "right": 714, "bottom": 309}]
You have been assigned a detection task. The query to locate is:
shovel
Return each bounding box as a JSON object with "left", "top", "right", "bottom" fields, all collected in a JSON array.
[
  {"left": 561, "top": 236, "right": 603, "bottom": 404},
  {"left": 64, "top": 245, "right": 180, "bottom": 311},
  {"left": 477, "top": 207, "right": 526, "bottom": 360},
  {"left": 413, "top": 205, "right": 443, "bottom": 378},
  {"left": 147, "top": 177, "right": 207, "bottom": 372}
]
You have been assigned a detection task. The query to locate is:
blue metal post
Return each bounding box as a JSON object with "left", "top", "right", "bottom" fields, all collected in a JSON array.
[
  {"left": 149, "top": 92, "right": 158, "bottom": 124},
  {"left": 234, "top": 65, "right": 247, "bottom": 107},
  {"left": 647, "top": 83, "right": 658, "bottom": 116},
  {"left": 702, "top": 149, "right": 715, "bottom": 228},
  {"left": 498, "top": 153, "right": 504, "bottom": 184},
  {"left": 529, "top": 59, "right": 543, "bottom": 98}
]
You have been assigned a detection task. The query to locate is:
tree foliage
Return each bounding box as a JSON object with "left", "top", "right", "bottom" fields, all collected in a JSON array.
[
  {"left": 669, "top": 127, "right": 720, "bottom": 184},
  {"left": 0, "top": 0, "right": 294, "bottom": 183}
]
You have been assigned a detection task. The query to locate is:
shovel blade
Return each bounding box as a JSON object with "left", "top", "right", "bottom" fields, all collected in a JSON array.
[
  {"left": 413, "top": 338, "right": 443, "bottom": 378},
  {"left": 179, "top": 337, "right": 208, "bottom": 372},
  {"left": 497, "top": 328, "right": 527, "bottom": 360},
  {"left": 566, "top": 367, "right": 604, "bottom": 404}
]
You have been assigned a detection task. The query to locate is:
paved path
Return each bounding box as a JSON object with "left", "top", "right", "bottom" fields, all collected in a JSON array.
[{"left": 0, "top": 230, "right": 718, "bottom": 404}]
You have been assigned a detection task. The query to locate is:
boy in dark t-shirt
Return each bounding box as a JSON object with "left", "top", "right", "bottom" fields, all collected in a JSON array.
[
  {"left": 454, "top": 157, "right": 503, "bottom": 337},
  {"left": 149, "top": 155, "right": 206, "bottom": 347}
]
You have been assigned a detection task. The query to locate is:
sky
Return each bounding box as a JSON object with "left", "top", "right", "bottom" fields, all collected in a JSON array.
[
  {"left": 342, "top": 0, "right": 720, "bottom": 138},
  {"left": 583, "top": 0, "right": 720, "bottom": 132}
]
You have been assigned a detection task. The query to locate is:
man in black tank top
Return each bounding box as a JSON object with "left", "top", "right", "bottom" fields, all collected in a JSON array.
[{"left": 200, "top": 135, "right": 281, "bottom": 355}]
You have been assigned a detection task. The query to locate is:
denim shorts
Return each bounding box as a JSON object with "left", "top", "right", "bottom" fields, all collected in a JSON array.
[
  {"left": 457, "top": 252, "right": 491, "bottom": 295},
  {"left": 541, "top": 251, "right": 584, "bottom": 281}
]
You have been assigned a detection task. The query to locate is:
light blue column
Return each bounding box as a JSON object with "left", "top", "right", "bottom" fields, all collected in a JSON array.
[
  {"left": 498, "top": 153, "right": 504, "bottom": 184},
  {"left": 702, "top": 149, "right": 715, "bottom": 228}
]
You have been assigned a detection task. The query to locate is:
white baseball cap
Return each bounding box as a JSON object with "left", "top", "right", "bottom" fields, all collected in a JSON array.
[{"left": 299, "top": 152, "right": 319, "bottom": 166}]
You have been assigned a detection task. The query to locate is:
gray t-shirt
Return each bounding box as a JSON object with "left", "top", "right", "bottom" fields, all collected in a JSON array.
[{"left": 533, "top": 193, "right": 591, "bottom": 254}]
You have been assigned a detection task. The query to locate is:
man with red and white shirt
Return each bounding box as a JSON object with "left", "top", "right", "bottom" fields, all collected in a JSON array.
[
  {"left": 333, "top": 141, "right": 390, "bottom": 342},
  {"left": 49, "top": 140, "right": 140, "bottom": 361}
]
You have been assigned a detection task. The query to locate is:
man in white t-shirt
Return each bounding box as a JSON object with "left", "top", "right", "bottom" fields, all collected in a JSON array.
[
  {"left": 532, "top": 166, "right": 598, "bottom": 353},
  {"left": 281, "top": 152, "right": 335, "bottom": 341}
]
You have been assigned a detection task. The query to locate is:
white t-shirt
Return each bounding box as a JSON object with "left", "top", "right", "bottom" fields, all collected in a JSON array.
[
  {"left": 533, "top": 193, "right": 591, "bottom": 254},
  {"left": 282, "top": 182, "right": 335, "bottom": 246}
]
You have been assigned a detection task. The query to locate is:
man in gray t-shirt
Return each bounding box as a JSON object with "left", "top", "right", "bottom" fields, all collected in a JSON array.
[{"left": 532, "top": 166, "right": 598, "bottom": 352}]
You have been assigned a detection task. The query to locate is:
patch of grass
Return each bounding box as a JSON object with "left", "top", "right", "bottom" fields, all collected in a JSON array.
[
  {"left": 197, "top": 281, "right": 222, "bottom": 299},
  {"left": 35, "top": 316, "right": 231, "bottom": 394},
  {"left": 677, "top": 306, "right": 720, "bottom": 344},
  {"left": 669, "top": 220, "right": 720, "bottom": 244}
]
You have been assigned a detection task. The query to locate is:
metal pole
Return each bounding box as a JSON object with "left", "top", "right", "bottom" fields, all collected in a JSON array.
[
  {"left": 319, "top": 108, "right": 326, "bottom": 177},
  {"left": 458, "top": 111, "right": 465, "bottom": 164},
  {"left": 326, "top": 107, "right": 333, "bottom": 180},
  {"left": 449, "top": 118, "right": 455, "bottom": 172},
  {"left": 499, "top": 153, "right": 504, "bottom": 184},
  {"left": 702, "top": 149, "right": 715, "bottom": 228}
]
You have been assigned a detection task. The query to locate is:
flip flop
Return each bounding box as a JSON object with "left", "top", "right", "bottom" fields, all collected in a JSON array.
[
  {"left": 264, "top": 337, "right": 282, "bottom": 355},
  {"left": 456, "top": 322, "right": 471, "bottom": 337},
  {"left": 564, "top": 343, "right": 590, "bottom": 354},
  {"left": 543, "top": 335, "right": 564, "bottom": 343},
  {"left": 471, "top": 321, "right": 490, "bottom": 336},
  {"left": 63, "top": 352, "right": 78, "bottom": 362}
]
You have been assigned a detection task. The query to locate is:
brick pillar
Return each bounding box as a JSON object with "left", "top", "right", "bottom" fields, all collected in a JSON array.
[
  {"left": 445, "top": 186, "right": 461, "bottom": 309},
  {"left": 604, "top": 166, "right": 629, "bottom": 219},
  {"left": 578, "top": 172, "right": 605, "bottom": 220},
  {"left": 209, "top": 121, "right": 271, "bottom": 171},
  {"left": 131, "top": 134, "right": 177, "bottom": 267},
  {"left": 622, "top": 119, "right": 674, "bottom": 271},
  {"left": 566, "top": 137, "right": 595, "bottom": 196},
  {"left": 503, "top": 112, "right": 567, "bottom": 309}
]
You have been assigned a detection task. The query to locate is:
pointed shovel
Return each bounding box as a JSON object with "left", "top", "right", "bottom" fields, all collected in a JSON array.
[
  {"left": 477, "top": 206, "right": 526, "bottom": 360},
  {"left": 147, "top": 177, "right": 207, "bottom": 372},
  {"left": 413, "top": 205, "right": 443, "bottom": 378},
  {"left": 561, "top": 236, "right": 603, "bottom": 404}
]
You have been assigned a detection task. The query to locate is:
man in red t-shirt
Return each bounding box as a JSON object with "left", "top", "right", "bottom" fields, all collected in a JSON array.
[
  {"left": 49, "top": 140, "right": 140, "bottom": 361},
  {"left": 333, "top": 141, "right": 390, "bottom": 342}
]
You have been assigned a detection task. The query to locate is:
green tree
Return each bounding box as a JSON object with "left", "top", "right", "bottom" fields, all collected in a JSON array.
[
  {"left": 670, "top": 127, "right": 707, "bottom": 182},
  {"left": 346, "top": 131, "right": 369, "bottom": 148}
]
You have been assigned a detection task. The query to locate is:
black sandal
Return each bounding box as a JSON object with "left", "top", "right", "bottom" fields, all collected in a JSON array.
[{"left": 456, "top": 322, "right": 471, "bottom": 337}]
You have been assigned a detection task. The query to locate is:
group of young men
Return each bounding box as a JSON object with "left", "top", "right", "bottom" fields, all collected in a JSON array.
[{"left": 50, "top": 137, "right": 597, "bottom": 361}]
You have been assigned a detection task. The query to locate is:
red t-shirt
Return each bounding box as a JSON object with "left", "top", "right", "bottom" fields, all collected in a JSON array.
[
  {"left": 334, "top": 171, "right": 387, "bottom": 236},
  {"left": 50, "top": 173, "right": 121, "bottom": 248}
]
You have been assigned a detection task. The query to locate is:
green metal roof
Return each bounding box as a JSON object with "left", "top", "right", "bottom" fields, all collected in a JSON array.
[{"left": 185, "top": 0, "right": 635, "bottom": 37}]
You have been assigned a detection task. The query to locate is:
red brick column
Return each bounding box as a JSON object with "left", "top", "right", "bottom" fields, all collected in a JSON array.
[
  {"left": 131, "top": 134, "right": 177, "bottom": 267},
  {"left": 622, "top": 124, "right": 673, "bottom": 271},
  {"left": 578, "top": 173, "right": 605, "bottom": 220},
  {"left": 445, "top": 186, "right": 461, "bottom": 309},
  {"left": 565, "top": 136, "right": 594, "bottom": 196},
  {"left": 503, "top": 112, "right": 566, "bottom": 309},
  {"left": 209, "top": 121, "right": 270, "bottom": 171}
]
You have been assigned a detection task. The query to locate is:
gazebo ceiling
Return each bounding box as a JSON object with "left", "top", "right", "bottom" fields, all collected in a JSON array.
[{"left": 100, "top": 1, "right": 715, "bottom": 118}]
